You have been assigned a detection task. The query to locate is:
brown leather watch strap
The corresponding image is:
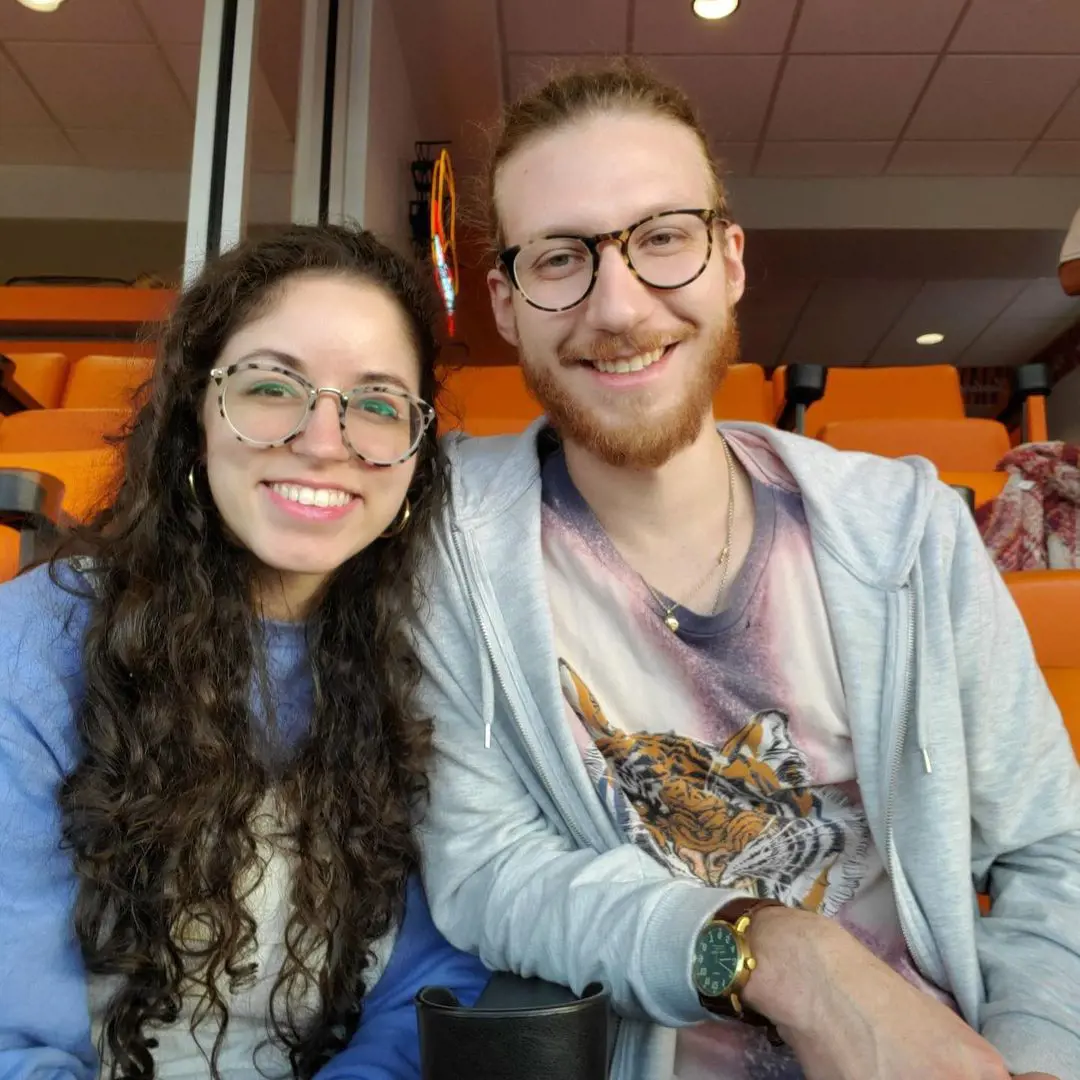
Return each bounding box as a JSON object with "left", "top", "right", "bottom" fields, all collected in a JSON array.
[
  {"left": 714, "top": 896, "right": 785, "bottom": 927},
  {"left": 703, "top": 897, "right": 787, "bottom": 1046}
]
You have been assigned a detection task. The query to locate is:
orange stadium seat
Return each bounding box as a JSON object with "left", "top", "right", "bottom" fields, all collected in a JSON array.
[
  {"left": 3, "top": 352, "right": 70, "bottom": 409},
  {"left": 1004, "top": 570, "right": 1080, "bottom": 756},
  {"left": 437, "top": 364, "right": 543, "bottom": 436},
  {"left": 714, "top": 364, "right": 772, "bottom": 423},
  {"left": 937, "top": 470, "right": 1008, "bottom": 510},
  {"left": 0, "top": 525, "right": 20, "bottom": 582},
  {"left": 818, "top": 418, "right": 1011, "bottom": 474},
  {"left": 774, "top": 365, "right": 965, "bottom": 438},
  {"left": 61, "top": 354, "right": 153, "bottom": 410},
  {"left": 0, "top": 408, "right": 128, "bottom": 453}
]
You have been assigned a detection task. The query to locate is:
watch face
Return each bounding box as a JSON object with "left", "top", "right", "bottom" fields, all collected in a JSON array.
[{"left": 693, "top": 923, "right": 740, "bottom": 997}]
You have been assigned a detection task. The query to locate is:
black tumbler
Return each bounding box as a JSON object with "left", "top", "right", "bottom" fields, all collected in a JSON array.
[{"left": 416, "top": 975, "right": 611, "bottom": 1080}]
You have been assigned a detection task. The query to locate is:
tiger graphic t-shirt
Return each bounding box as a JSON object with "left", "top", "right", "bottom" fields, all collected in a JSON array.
[{"left": 540, "top": 429, "right": 954, "bottom": 1080}]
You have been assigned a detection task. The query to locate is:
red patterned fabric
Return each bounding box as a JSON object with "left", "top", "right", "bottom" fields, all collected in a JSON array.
[{"left": 976, "top": 442, "right": 1080, "bottom": 572}]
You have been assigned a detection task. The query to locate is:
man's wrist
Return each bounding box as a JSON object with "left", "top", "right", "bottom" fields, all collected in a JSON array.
[{"left": 738, "top": 904, "right": 831, "bottom": 1032}]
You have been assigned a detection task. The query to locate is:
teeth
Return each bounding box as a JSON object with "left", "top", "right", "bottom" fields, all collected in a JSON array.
[
  {"left": 270, "top": 483, "right": 352, "bottom": 508},
  {"left": 592, "top": 347, "right": 665, "bottom": 375}
]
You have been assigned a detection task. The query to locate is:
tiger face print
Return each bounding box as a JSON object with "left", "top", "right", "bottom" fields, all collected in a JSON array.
[{"left": 559, "top": 660, "right": 870, "bottom": 914}]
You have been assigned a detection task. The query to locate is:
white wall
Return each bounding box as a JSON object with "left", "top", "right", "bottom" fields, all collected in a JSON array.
[
  {"left": 1048, "top": 364, "right": 1080, "bottom": 445},
  {"left": 361, "top": 0, "right": 420, "bottom": 254}
]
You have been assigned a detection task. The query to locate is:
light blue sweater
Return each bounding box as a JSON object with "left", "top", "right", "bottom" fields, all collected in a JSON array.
[
  {"left": 0, "top": 562, "right": 489, "bottom": 1080},
  {"left": 414, "top": 420, "right": 1080, "bottom": 1080}
]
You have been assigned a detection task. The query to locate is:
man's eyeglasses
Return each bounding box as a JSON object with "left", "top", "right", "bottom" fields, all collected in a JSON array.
[
  {"left": 209, "top": 360, "right": 435, "bottom": 467},
  {"left": 497, "top": 208, "right": 728, "bottom": 313}
]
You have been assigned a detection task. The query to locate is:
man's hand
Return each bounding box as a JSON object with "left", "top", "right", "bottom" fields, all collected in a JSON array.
[{"left": 740, "top": 906, "right": 1011, "bottom": 1080}]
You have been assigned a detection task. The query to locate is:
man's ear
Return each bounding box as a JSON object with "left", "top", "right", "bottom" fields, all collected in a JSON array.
[
  {"left": 721, "top": 222, "right": 747, "bottom": 307},
  {"left": 487, "top": 267, "right": 521, "bottom": 347}
]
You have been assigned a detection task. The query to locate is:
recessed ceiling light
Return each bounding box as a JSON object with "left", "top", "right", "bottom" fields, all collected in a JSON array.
[
  {"left": 16, "top": 0, "right": 67, "bottom": 10},
  {"left": 916, "top": 332, "right": 945, "bottom": 346},
  {"left": 693, "top": 0, "right": 740, "bottom": 19}
]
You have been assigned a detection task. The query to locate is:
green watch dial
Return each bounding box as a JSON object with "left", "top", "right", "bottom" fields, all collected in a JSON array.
[{"left": 692, "top": 922, "right": 740, "bottom": 997}]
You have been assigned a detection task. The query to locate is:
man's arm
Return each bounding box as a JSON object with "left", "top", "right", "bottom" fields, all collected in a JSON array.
[
  {"left": 413, "top": 524, "right": 732, "bottom": 1027},
  {"left": 739, "top": 490, "right": 1079, "bottom": 1080},
  {"left": 952, "top": 493, "right": 1080, "bottom": 1079}
]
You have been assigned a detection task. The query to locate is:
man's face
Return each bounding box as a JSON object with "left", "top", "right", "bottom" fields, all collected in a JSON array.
[{"left": 488, "top": 110, "right": 746, "bottom": 469}]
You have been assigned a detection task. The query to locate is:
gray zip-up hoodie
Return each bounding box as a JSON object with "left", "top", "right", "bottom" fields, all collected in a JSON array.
[{"left": 414, "top": 420, "right": 1080, "bottom": 1080}]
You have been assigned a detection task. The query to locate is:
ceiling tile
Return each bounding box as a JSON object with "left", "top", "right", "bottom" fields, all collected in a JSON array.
[
  {"left": 957, "top": 316, "right": 1077, "bottom": 366},
  {"left": 65, "top": 127, "right": 193, "bottom": 171},
  {"left": 1047, "top": 86, "right": 1080, "bottom": 140},
  {"left": 768, "top": 55, "right": 935, "bottom": 141},
  {"left": 135, "top": 0, "right": 206, "bottom": 44},
  {"left": 0, "top": 49, "right": 52, "bottom": 127},
  {"left": 0, "top": 125, "right": 79, "bottom": 165},
  {"left": 1020, "top": 141, "right": 1080, "bottom": 176},
  {"left": 887, "top": 140, "right": 1029, "bottom": 176},
  {"left": 0, "top": 0, "right": 150, "bottom": 43},
  {"left": 756, "top": 141, "right": 892, "bottom": 177},
  {"left": 907, "top": 56, "right": 1080, "bottom": 140},
  {"left": 782, "top": 278, "right": 924, "bottom": 366},
  {"left": 791, "top": 0, "right": 967, "bottom": 53},
  {"left": 716, "top": 142, "right": 758, "bottom": 177},
  {"left": 501, "top": 0, "right": 628, "bottom": 53},
  {"left": 6, "top": 42, "right": 191, "bottom": 131},
  {"left": 1001, "top": 277, "right": 1080, "bottom": 321},
  {"left": 951, "top": 0, "right": 1080, "bottom": 54},
  {"left": 160, "top": 41, "right": 285, "bottom": 135},
  {"left": 633, "top": 0, "right": 797, "bottom": 54},
  {"left": 870, "top": 279, "right": 1029, "bottom": 364},
  {"left": 161, "top": 41, "right": 198, "bottom": 103},
  {"left": 736, "top": 280, "right": 815, "bottom": 367},
  {"left": 642, "top": 55, "right": 781, "bottom": 143}
]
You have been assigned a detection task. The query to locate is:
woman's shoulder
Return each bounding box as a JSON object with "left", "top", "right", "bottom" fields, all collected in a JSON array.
[
  {"left": 0, "top": 560, "right": 95, "bottom": 736},
  {"left": 0, "top": 558, "right": 97, "bottom": 641}
]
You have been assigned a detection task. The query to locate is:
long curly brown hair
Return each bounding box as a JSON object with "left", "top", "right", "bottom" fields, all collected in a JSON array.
[{"left": 51, "top": 225, "right": 446, "bottom": 1080}]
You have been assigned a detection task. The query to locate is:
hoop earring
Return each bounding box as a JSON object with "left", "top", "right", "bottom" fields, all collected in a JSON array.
[
  {"left": 381, "top": 497, "right": 411, "bottom": 538},
  {"left": 187, "top": 465, "right": 199, "bottom": 502}
]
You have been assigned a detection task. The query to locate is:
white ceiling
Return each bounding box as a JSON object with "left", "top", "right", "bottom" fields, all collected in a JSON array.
[
  {"left": 490, "top": 0, "right": 1080, "bottom": 368},
  {"left": 0, "top": 0, "right": 296, "bottom": 173},
  {"left": 0, "top": 0, "right": 1078, "bottom": 370},
  {"left": 501, "top": 0, "right": 1080, "bottom": 179}
]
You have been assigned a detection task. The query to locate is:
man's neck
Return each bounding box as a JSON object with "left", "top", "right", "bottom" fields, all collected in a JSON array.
[{"left": 562, "top": 420, "right": 734, "bottom": 554}]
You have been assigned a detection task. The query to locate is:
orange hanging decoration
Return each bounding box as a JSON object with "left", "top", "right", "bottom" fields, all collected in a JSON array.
[{"left": 429, "top": 148, "right": 459, "bottom": 338}]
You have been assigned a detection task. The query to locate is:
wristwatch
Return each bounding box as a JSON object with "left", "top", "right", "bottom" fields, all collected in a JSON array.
[{"left": 692, "top": 897, "right": 784, "bottom": 1039}]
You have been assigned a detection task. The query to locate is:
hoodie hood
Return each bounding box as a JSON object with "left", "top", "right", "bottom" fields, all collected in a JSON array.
[{"left": 442, "top": 419, "right": 940, "bottom": 593}]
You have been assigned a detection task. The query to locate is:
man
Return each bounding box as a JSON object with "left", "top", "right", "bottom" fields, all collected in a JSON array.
[{"left": 413, "top": 62, "right": 1080, "bottom": 1080}]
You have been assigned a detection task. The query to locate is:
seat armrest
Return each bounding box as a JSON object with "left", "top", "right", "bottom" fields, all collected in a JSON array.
[
  {"left": 776, "top": 364, "right": 827, "bottom": 433},
  {"left": 0, "top": 468, "right": 65, "bottom": 530}
]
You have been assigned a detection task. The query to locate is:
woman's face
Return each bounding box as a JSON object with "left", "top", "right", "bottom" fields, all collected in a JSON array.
[{"left": 200, "top": 272, "right": 426, "bottom": 617}]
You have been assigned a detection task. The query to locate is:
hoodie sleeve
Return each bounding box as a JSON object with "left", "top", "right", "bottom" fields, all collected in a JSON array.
[
  {"left": 312, "top": 876, "right": 490, "bottom": 1080},
  {"left": 947, "top": 495, "right": 1080, "bottom": 1078},
  {"left": 412, "top": 521, "right": 737, "bottom": 1029},
  {"left": 0, "top": 572, "right": 97, "bottom": 1080}
]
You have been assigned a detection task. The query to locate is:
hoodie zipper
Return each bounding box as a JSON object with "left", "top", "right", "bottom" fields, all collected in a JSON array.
[
  {"left": 450, "top": 525, "right": 590, "bottom": 849},
  {"left": 884, "top": 583, "right": 934, "bottom": 981}
]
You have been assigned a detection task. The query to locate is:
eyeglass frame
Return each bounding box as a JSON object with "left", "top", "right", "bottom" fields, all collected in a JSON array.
[
  {"left": 208, "top": 359, "right": 436, "bottom": 468},
  {"left": 496, "top": 208, "right": 730, "bottom": 313}
]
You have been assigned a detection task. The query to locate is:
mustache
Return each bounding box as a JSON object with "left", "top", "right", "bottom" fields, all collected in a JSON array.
[{"left": 558, "top": 330, "right": 691, "bottom": 367}]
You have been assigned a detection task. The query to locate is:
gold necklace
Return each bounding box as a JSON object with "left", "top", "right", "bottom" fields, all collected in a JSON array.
[{"left": 643, "top": 434, "right": 737, "bottom": 633}]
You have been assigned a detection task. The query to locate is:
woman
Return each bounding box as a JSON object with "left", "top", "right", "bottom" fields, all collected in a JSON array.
[{"left": 0, "top": 225, "right": 488, "bottom": 1080}]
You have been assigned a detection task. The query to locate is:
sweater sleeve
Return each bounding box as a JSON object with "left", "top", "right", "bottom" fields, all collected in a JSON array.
[
  {"left": 312, "top": 875, "right": 490, "bottom": 1080},
  {"left": 0, "top": 569, "right": 97, "bottom": 1080}
]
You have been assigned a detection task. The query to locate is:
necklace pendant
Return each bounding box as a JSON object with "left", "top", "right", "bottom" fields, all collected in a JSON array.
[{"left": 664, "top": 613, "right": 680, "bottom": 633}]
